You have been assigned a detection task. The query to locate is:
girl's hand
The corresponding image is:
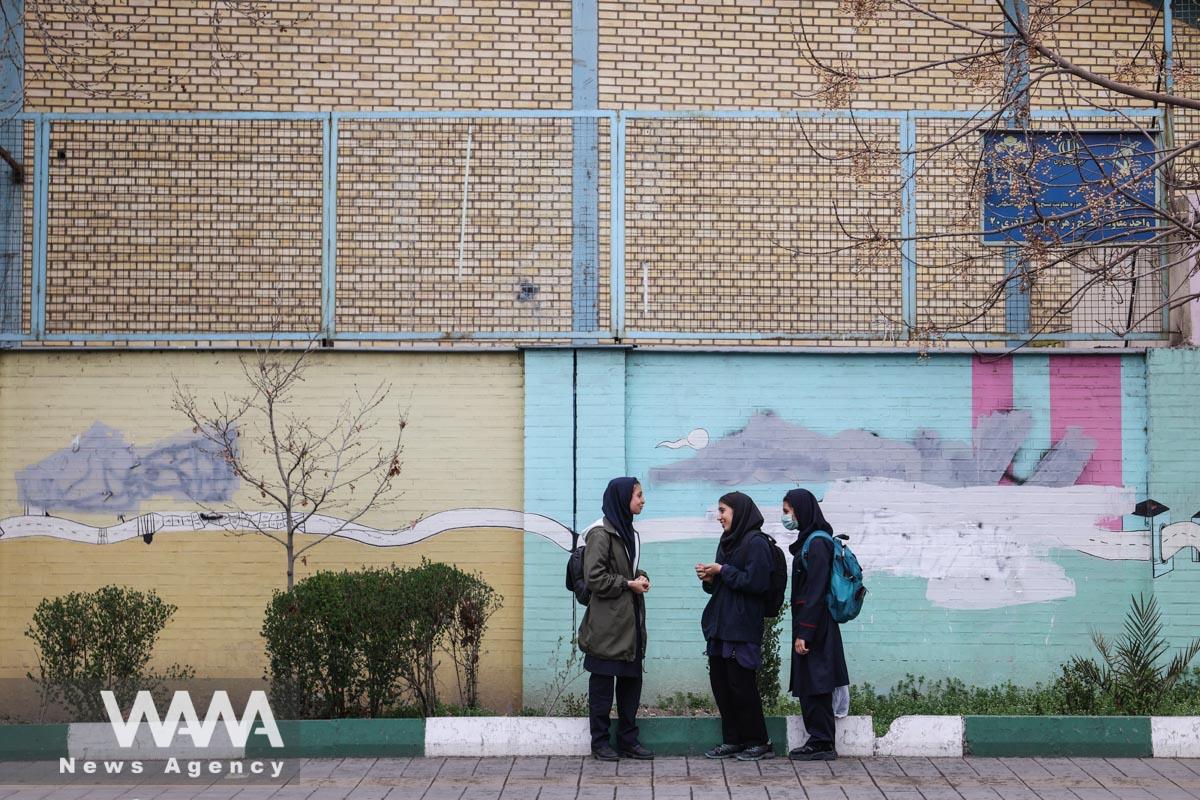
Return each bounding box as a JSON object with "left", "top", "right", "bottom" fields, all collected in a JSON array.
[{"left": 794, "top": 638, "right": 809, "bottom": 655}]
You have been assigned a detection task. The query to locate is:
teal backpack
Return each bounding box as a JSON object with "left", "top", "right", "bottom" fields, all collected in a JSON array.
[{"left": 800, "top": 531, "right": 867, "bottom": 624}]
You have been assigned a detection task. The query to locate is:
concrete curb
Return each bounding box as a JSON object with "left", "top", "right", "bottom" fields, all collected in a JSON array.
[
  {"left": 963, "top": 716, "right": 1152, "bottom": 758},
  {"left": 426, "top": 718, "right": 590, "bottom": 757},
  {"left": 787, "top": 715, "right": 874, "bottom": 757},
  {"left": 1152, "top": 717, "right": 1200, "bottom": 758},
  {"left": 2, "top": 715, "right": 1198, "bottom": 760},
  {"left": 877, "top": 716, "right": 964, "bottom": 757}
]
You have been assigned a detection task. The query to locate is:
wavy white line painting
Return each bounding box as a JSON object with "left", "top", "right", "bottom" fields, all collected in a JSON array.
[{"left": 2, "top": 477, "right": 1191, "bottom": 610}]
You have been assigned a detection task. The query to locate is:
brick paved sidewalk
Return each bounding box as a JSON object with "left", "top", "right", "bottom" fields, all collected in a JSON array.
[{"left": 6, "top": 756, "right": 1200, "bottom": 800}]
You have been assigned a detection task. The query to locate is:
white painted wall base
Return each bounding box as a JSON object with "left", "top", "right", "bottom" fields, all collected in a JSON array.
[
  {"left": 425, "top": 717, "right": 591, "bottom": 757},
  {"left": 1152, "top": 717, "right": 1200, "bottom": 758},
  {"left": 67, "top": 723, "right": 244, "bottom": 760},
  {"left": 786, "top": 715, "right": 875, "bottom": 757},
  {"left": 874, "top": 716, "right": 964, "bottom": 757}
]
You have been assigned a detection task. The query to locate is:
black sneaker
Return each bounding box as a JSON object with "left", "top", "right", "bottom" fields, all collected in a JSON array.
[
  {"left": 735, "top": 743, "right": 775, "bottom": 761},
  {"left": 788, "top": 742, "right": 837, "bottom": 761},
  {"left": 704, "top": 742, "right": 746, "bottom": 759},
  {"left": 592, "top": 744, "right": 620, "bottom": 761},
  {"left": 619, "top": 743, "right": 655, "bottom": 760}
]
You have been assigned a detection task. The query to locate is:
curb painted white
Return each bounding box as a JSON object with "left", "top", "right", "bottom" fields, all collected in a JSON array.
[
  {"left": 425, "top": 717, "right": 591, "bottom": 757},
  {"left": 1152, "top": 717, "right": 1200, "bottom": 758},
  {"left": 786, "top": 715, "right": 874, "bottom": 757},
  {"left": 874, "top": 716, "right": 964, "bottom": 757},
  {"left": 68, "top": 723, "right": 244, "bottom": 760}
]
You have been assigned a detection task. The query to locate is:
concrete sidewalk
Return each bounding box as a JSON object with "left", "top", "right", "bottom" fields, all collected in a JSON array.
[{"left": 6, "top": 756, "right": 1200, "bottom": 800}]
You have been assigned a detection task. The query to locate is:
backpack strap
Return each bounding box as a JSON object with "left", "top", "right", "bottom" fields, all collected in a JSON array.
[{"left": 799, "top": 530, "right": 835, "bottom": 569}]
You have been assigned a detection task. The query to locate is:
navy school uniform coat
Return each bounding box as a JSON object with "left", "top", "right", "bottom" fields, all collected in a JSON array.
[
  {"left": 701, "top": 532, "right": 774, "bottom": 645},
  {"left": 788, "top": 532, "right": 849, "bottom": 696}
]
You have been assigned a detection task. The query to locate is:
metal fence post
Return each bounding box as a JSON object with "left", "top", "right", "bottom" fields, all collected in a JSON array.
[
  {"left": 610, "top": 112, "right": 626, "bottom": 339},
  {"left": 321, "top": 114, "right": 338, "bottom": 340},
  {"left": 30, "top": 116, "right": 48, "bottom": 340},
  {"left": 900, "top": 112, "right": 917, "bottom": 335}
]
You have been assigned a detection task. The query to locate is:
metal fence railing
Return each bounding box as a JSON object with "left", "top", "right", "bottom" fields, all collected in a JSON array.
[{"left": 0, "top": 108, "right": 1175, "bottom": 345}]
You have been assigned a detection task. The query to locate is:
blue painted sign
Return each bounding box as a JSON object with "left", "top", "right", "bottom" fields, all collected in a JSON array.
[{"left": 982, "top": 130, "right": 1158, "bottom": 245}]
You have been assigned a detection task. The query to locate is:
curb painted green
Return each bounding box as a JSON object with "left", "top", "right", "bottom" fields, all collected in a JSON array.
[
  {"left": 964, "top": 716, "right": 1152, "bottom": 757},
  {"left": 0, "top": 724, "right": 68, "bottom": 761},
  {"left": 608, "top": 717, "right": 788, "bottom": 757},
  {"left": 245, "top": 719, "right": 425, "bottom": 758}
]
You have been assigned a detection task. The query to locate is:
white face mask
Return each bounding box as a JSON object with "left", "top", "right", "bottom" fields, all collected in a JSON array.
[{"left": 781, "top": 515, "right": 798, "bottom": 531}]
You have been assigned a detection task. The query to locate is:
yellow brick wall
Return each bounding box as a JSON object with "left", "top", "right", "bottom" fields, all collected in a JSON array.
[
  {"left": 598, "top": 0, "right": 1166, "bottom": 111},
  {"left": 0, "top": 350, "right": 527, "bottom": 719},
  {"left": 335, "top": 117, "right": 578, "bottom": 333},
  {"left": 15, "top": 1, "right": 1182, "bottom": 341},
  {"left": 622, "top": 116, "right": 902, "bottom": 335},
  {"left": 45, "top": 119, "right": 323, "bottom": 334},
  {"left": 24, "top": 1, "right": 572, "bottom": 112}
]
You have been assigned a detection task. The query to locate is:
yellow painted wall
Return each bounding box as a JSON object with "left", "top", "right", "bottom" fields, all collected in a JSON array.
[{"left": 0, "top": 350, "right": 526, "bottom": 720}]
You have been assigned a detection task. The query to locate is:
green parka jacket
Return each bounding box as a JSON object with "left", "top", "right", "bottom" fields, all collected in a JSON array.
[{"left": 576, "top": 518, "right": 650, "bottom": 662}]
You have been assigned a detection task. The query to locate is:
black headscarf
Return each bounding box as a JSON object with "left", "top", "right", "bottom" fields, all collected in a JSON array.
[
  {"left": 716, "top": 491, "right": 765, "bottom": 563},
  {"left": 601, "top": 476, "right": 640, "bottom": 564},
  {"left": 784, "top": 488, "right": 834, "bottom": 554}
]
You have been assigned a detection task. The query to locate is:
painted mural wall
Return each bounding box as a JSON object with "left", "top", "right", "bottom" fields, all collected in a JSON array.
[
  {"left": 0, "top": 351, "right": 528, "bottom": 719},
  {"left": 522, "top": 349, "right": 1194, "bottom": 704},
  {"left": 3, "top": 347, "right": 1199, "bottom": 719}
]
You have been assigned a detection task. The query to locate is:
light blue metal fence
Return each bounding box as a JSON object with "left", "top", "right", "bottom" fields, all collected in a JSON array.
[{"left": 0, "top": 107, "right": 1173, "bottom": 344}]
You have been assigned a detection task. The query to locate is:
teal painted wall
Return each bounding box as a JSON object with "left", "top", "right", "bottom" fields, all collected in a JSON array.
[
  {"left": 523, "top": 349, "right": 1173, "bottom": 703},
  {"left": 1147, "top": 348, "right": 1200, "bottom": 650}
]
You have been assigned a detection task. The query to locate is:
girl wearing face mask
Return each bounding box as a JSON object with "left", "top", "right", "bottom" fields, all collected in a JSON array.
[
  {"left": 577, "top": 477, "right": 655, "bottom": 762},
  {"left": 782, "top": 488, "right": 849, "bottom": 761},
  {"left": 695, "top": 491, "right": 776, "bottom": 762}
]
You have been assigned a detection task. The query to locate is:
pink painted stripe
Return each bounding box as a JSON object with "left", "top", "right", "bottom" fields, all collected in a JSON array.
[
  {"left": 972, "top": 355, "right": 1014, "bottom": 424},
  {"left": 1049, "top": 355, "right": 1123, "bottom": 487}
]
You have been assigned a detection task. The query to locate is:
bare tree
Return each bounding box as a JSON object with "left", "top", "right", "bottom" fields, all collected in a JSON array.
[
  {"left": 792, "top": 0, "right": 1200, "bottom": 347},
  {"left": 172, "top": 343, "right": 406, "bottom": 589}
]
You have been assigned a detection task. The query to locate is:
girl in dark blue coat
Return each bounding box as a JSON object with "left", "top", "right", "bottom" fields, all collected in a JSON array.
[
  {"left": 695, "top": 491, "right": 775, "bottom": 761},
  {"left": 784, "top": 488, "right": 849, "bottom": 761}
]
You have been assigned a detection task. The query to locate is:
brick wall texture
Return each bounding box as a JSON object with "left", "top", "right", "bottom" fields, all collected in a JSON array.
[{"left": 7, "top": 0, "right": 1185, "bottom": 341}]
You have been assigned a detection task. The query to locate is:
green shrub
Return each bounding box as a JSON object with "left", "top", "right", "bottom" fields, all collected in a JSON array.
[
  {"left": 1058, "top": 593, "right": 1200, "bottom": 716},
  {"left": 656, "top": 690, "right": 717, "bottom": 716},
  {"left": 261, "top": 560, "right": 502, "bottom": 719},
  {"left": 25, "top": 585, "right": 194, "bottom": 722},
  {"left": 757, "top": 615, "right": 783, "bottom": 704},
  {"left": 850, "top": 675, "right": 1060, "bottom": 736}
]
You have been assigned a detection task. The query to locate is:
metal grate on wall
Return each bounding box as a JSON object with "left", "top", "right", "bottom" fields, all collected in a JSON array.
[
  {"left": 335, "top": 115, "right": 610, "bottom": 337},
  {"left": 0, "top": 119, "right": 28, "bottom": 337},
  {"left": 621, "top": 114, "right": 903, "bottom": 340},
  {"left": 42, "top": 118, "right": 324, "bottom": 336}
]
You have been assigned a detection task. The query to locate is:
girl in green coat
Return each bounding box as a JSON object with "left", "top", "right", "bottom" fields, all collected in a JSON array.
[{"left": 577, "top": 477, "right": 654, "bottom": 761}]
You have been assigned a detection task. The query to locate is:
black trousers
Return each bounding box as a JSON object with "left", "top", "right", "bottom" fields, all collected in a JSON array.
[
  {"left": 800, "top": 692, "right": 835, "bottom": 745},
  {"left": 708, "top": 656, "right": 769, "bottom": 747},
  {"left": 588, "top": 673, "right": 642, "bottom": 749}
]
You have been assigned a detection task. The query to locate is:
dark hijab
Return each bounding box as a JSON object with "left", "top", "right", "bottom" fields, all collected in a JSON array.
[
  {"left": 716, "top": 491, "right": 765, "bottom": 563},
  {"left": 784, "top": 488, "right": 834, "bottom": 554},
  {"left": 602, "top": 476, "right": 640, "bottom": 563}
]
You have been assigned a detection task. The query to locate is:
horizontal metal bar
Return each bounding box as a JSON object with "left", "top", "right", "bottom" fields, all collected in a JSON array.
[
  {"left": 31, "top": 111, "right": 330, "bottom": 122},
  {"left": 625, "top": 330, "right": 1168, "bottom": 342},
  {"left": 620, "top": 108, "right": 1163, "bottom": 121},
  {"left": 335, "top": 330, "right": 616, "bottom": 341},
  {"left": 13, "top": 108, "right": 1161, "bottom": 123},
  {"left": 7, "top": 329, "right": 1168, "bottom": 344},
  {"left": 625, "top": 330, "right": 909, "bottom": 340},
  {"left": 333, "top": 110, "right": 617, "bottom": 121},
  {"left": 621, "top": 109, "right": 908, "bottom": 120},
  {"left": 39, "top": 332, "right": 320, "bottom": 342},
  {"left": 939, "top": 331, "right": 1168, "bottom": 341}
]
